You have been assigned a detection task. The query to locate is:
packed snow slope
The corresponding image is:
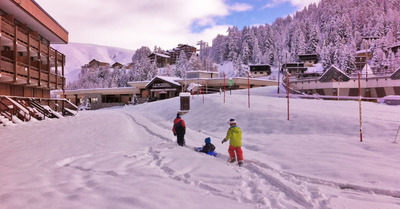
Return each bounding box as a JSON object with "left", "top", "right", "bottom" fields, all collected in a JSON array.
[{"left": 1, "top": 87, "right": 400, "bottom": 209}]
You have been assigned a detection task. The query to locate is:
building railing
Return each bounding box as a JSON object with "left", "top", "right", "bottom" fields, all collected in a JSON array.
[
  {"left": 0, "top": 56, "right": 64, "bottom": 89},
  {"left": 0, "top": 95, "right": 78, "bottom": 124},
  {"left": 0, "top": 16, "right": 63, "bottom": 63}
]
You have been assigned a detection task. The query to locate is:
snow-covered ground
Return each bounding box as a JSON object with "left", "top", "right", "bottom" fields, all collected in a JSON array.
[{"left": 1, "top": 87, "right": 400, "bottom": 209}]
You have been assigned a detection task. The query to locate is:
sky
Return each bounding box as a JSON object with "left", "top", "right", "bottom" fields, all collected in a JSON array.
[
  {"left": 35, "top": 0, "right": 321, "bottom": 51},
  {"left": 1, "top": 86, "right": 400, "bottom": 208}
]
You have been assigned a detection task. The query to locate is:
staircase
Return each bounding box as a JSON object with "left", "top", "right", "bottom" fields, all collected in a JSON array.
[
  {"left": 0, "top": 96, "right": 31, "bottom": 122},
  {"left": 0, "top": 96, "right": 78, "bottom": 125},
  {"left": 29, "top": 98, "right": 59, "bottom": 119}
]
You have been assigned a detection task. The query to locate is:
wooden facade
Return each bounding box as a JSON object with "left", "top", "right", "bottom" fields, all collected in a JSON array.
[
  {"left": 145, "top": 76, "right": 181, "bottom": 101},
  {"left": 0, "top": 0, "right": 73, "bottom": 125},
  {"left": 149, "top": 44, "right": 197, "bottom": 67},
  {"left": 298, "top": 54, "right": 318, "bottom": 67},
  {"left": 249, "top": 64, "right": 272, "bottom": 78},
  {"left": 282, "top": 63, "right": 308, "bottom": 75},
  {"left": 0, "top": 0, "right": 68, "bottom": 98}
]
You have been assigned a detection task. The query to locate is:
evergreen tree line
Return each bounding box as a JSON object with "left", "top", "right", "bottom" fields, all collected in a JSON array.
[
  {"left": 68, "top": 0, "right": 400, "bottom": 89},
  {"left": 67, "top": 46, "right": 217, "bottom": 89},
  {"left": 204, "top": 0, "right": 400, "bottom": 74}
]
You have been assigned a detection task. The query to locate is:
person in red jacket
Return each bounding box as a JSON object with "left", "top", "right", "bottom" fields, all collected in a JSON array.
[{"left": 172, "top": 113, "right": 186, "bottom": 146}]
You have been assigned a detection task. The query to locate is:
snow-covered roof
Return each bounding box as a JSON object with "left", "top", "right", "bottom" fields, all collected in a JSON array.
[
  {"left": 390, "top": 67, "right": 400, "bottom": 80},
  {"left": 305, "top": 63, "right": 324, "bottom": 73},
  {"left": 355, "top": 49, "right": 372, "bottom": 54},
  {"left": 361, "top": 64, "right": 375, "bottom": 77},
  {"left": 153, "top": 53, "right": 170, "bottom": 58},
  {"left": 319, "top": 65, "right": 350, "bottom": 82},
  {"left": 52, "top": 87, "right": 138, "bottom": 95},
  {"left": 145, "top": 76, "right": 182, "bottom": 88}
]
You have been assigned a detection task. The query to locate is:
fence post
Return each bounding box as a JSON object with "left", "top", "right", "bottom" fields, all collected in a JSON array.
[
  {"left": 358, "top": 72, "right": 363, "bottom": 142},
  {"left": 287, "top": 72, "right": 290, "bottom": 121},
  {"left": 248, "top": 72, "right": 250, "bottom": 108},
  {"left": 223, "top": 73, "right": 226, "bottom": 104}
]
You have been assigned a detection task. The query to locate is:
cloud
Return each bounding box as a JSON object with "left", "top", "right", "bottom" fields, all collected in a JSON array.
[
  {"left": 262, "top": 0, "right": 320, "bottom": 10},
  {"left": 229, "top": 3, "right": 253, "bottom": 12},
  {"left": 35, "top": 0, "right": 232, "bottom": 50}
]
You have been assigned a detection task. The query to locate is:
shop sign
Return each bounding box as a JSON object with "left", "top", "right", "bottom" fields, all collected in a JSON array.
[{"left": 153, "top": 83, "right": 171, "bottom": 88}]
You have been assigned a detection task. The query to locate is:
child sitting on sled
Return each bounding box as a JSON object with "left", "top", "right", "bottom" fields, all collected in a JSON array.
[
  {"left": 195, "top": 137, "right": 217, "bottom": 156},
  {"left": 200, "top": 137, "right": 216, "bottom": 153}
]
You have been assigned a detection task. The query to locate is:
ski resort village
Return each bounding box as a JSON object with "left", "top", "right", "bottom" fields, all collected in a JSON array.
[{"left": 1, "top": 0, "right": 400, "bottom": 208}]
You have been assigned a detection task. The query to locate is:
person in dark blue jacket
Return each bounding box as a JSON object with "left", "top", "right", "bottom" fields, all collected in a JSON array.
[{"left": 200, "top": 137, "right": 216, "bottom": 153}]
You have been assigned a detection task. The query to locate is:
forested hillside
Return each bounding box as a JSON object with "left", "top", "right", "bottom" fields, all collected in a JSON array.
[
  {"left": 205, "top": 0, "right": 400, "bottom": 74},
  {"left": 67, "top": 0, "right": 400, "bottom": 89}
]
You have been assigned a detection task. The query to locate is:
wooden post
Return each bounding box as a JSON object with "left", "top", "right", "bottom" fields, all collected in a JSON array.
[
  {"left": 202, "top": 81, "right": 204, "bottom": 103},
  {"left": 47, "top": 44, "right": 50, "bottom": 89},
  {"left": 27, "top": 33, "right": 31, "bottom": 85},
  {"left": 338, "top": 76, "right": 340, "bottom": 100},
  {"left": 287, "top": 72, "right": 290, "bottom": 121},
  {"left": 223, "top": 73, "right": 226, "bottom": 104},
  {"left": 277, "top": 58, "right": 280, "bottom": 94},
  {"left": 248, "top": 72, "right": 250, "bottom": 108},
  {"left": 358, "top": 72, "right": 363, "bottom": 142},
  {"left": 13, "top": 25, "right": 17, "bottom": 82},
  {"left": 55, "top": 50, "right": 58, "bottom": 89}
]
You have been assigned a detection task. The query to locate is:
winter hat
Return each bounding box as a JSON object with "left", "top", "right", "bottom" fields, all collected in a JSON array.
[
  {"left": 229, "top": 118, "right": 236, "bottom": 124},
  {"left": 176, "top": 113, "right": 181, "bottom": 118},
  {"left": 205, "top": 137, "right": 211, "bottom": 144}
]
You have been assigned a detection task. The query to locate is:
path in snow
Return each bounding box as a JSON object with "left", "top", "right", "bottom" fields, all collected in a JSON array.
[{"left": 120, "top": 107, "right": 400, "bottom": 209}]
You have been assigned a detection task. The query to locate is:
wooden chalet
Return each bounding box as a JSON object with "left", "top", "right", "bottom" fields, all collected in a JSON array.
[
  {"left": 149, "top": 52, "right": 171, "bottom": 68},
  {"left": 282, "top": 63, "right": 308, "bottom": 75},
  {"left": 355, "top": 49, "right": 372, "bottom": 71},
  {"left": 111, "top": 62, "right": 124, "bottom": 69},
  {"left": 145, "top": 76, "right": 182, "bottom": 101},
  {"left": 149, "top": 44, "right": 197, "bottom": 67},
  {"left": 298, "top": 54, "right": 318, "bottom": 67},
  {"left": 0, "top": 0, "right": 78, "bottom": 125},
  {"left": 166, "top": 44, "right": 197, "bottom": 65},
  {"left": 84, "top": 59, "right": 110, "bottom": 68},
  {"left": 249, "top": 64, "right": 271, "bottom": 78}
]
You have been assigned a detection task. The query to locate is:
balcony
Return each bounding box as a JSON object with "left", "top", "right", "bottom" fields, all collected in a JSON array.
[{"left": 0, "top": 16, "right": 65, "bottom": 90}]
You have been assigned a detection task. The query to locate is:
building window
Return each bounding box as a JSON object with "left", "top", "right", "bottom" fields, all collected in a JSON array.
[
  {"left": 102, "top": 95, "right": 120, "bottom": 103},
  {"left": 91, "top": 98, "right": 99, "bottom": 103}
]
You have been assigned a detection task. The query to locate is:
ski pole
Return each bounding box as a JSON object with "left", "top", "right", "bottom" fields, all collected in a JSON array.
[{"left": 394, "top": 125, "right": 400, "bottom": 144}]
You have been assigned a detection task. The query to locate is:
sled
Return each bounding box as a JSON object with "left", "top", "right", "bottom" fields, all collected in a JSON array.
[{"left": 195, "top": 147, "right": 218, "bottom": 157}]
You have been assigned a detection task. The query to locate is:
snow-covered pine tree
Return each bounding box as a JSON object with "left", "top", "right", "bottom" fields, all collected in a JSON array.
[
  {"left": 175, "top": 50, "right": 188, "bottom": 79},
  {"left": 188, "top": 52, "right": 202, "bottom": 72},
  {"left": 131, "top": 46, "right": 152, "bottom": 81},
  {"left": 227, "top": 26, "right": 240, "bottom": 62}
]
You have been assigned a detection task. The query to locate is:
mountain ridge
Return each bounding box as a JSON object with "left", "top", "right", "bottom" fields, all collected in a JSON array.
[{"left": 52, "top": 42, "right": 135, "bottom": 83}]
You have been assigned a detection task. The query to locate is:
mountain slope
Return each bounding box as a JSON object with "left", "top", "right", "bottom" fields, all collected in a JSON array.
[{"left": 52, "top": 42, "right": 135, "bottom": 83}]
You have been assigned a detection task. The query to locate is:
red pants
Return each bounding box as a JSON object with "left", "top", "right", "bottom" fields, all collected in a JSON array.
[{"left": 228, "top": 145, "right": 243, "bottom": 161}]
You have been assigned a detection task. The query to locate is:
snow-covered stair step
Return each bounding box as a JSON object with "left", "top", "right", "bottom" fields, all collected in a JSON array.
[{"left": 0, "top": 115, "right": 15, "bottom": 126}]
